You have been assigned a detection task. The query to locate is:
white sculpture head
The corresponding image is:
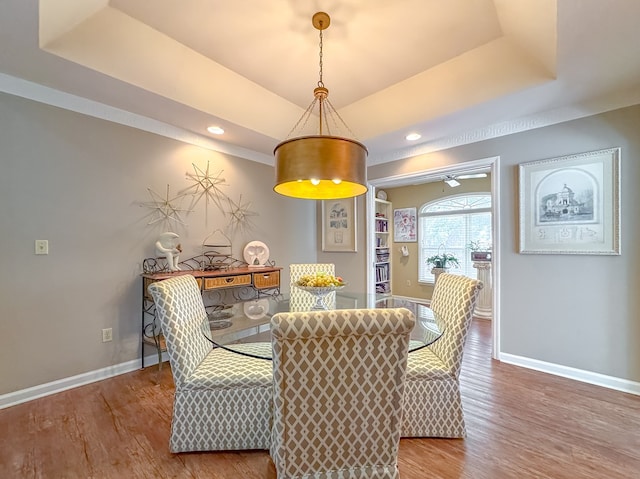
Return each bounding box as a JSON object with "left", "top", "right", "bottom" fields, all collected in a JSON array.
[{"left": 156, "top": 232, "right": 180, "bottom": 251}]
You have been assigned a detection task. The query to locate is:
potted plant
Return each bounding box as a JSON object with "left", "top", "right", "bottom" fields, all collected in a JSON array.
[
  {"left": 467, "top": 240, "right": 492, "bottom": 261},
  {"left": 425, "top": 252, "right": 460, "bottom": 269},
  {"left": 426, "top": 251, "right": 460, "bottom": 284}
]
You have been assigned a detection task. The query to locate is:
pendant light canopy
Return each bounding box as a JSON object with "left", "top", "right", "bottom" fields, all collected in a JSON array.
[{"left": 274, "top": 12, "right": 368, "bottom": 200}]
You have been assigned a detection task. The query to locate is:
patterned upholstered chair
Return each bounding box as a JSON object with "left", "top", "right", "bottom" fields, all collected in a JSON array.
[
  {"left": 401, "top": 273, "right": 482, "bottom": 438},
  {"left": 270, "top": 308, "right": 415, "bottom": 479},
  {"left": 289, "top": 263, "right": 335, "bottom": 311},
  {"left": 147, "top": 275, "right": 272, "bottom": 453}
]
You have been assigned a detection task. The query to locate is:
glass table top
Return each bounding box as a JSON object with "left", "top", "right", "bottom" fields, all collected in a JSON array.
[{"left": 202, "top": 292, "right": 443, "bottom": 360}]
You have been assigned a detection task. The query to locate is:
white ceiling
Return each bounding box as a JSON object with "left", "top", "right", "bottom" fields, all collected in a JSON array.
[{"left": 1, "top": 0, "right": 639, "bottom": 166}]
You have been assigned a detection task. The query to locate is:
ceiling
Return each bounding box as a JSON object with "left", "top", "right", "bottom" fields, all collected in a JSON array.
[{"left": 1, "top": 0, "right": 639, "bottom": 166}]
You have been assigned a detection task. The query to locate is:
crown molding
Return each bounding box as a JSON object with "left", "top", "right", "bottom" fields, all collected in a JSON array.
[
  {"left": 368, "top": 85, "right": 640, "bottom": 165},
  {"left": 0, "top": 73, "right": 273, "bottom": 165},
  {"left": 3, "top": 72, "right": 639, "bottom": 168}
]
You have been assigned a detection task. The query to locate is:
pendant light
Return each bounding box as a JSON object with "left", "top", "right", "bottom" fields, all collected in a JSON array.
[{"left": 274, "top": 12, "right": 368, "bottom": 200}]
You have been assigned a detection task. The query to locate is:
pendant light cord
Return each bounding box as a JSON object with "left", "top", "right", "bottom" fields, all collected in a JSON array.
[{"left": 318, "top": 23, "right": 324, "bottom": 88}]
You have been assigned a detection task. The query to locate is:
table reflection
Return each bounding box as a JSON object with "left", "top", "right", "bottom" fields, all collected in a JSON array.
[{"left": 203, "top": 292, "right": 442, "bottom": 360}]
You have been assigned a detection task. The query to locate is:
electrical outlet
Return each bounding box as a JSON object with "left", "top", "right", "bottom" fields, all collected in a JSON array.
[
  {"left": 102, "top": 328, "right": 113, "bottom": 342},
  {"left": 35, "top": 239, "right": 49, "bottom": 255},
  {"left": 406, "top": 279, "right": 411, "bottom": 286}
]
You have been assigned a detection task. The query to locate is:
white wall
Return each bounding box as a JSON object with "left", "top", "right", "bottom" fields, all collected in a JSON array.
[
  {"left": 0, "top": 92, "right": 316, "bottom": 395},
  {"left": 369, "top": 104, "right": 640, "bottom": 384}
]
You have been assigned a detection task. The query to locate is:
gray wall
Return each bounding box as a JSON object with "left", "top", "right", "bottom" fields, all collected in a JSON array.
[
  {"left": 317, "top": 198, "right": 368, "bottom": 293},
  {"left": 369, "top": 104, "right": 640, "bottom": 382},
  {"left": 0, "top": 92, "right": 316, "bottom": 395},
  {"left": 2, "top": 91, "right": 638, "bottom": 397}
]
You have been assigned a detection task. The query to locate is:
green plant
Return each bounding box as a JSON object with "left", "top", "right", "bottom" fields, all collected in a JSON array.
[
  {"left": 467, "top": 240, "right": 491, "bottom": 252},
  {"left": 426, "top": 252, "right": 460, "bottom": 269}
]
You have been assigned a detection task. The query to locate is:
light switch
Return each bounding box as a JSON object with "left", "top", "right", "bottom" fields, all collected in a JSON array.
[{"left": 35, "top": 240, "right": 49, "bottom": 255}]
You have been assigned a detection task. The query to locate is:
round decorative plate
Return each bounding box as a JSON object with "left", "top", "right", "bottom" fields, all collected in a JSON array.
[
  {"left": 376, "top": 189, "right": 387, "bottom": 200},
  {"left": 243, "top": 240, "right": 270, "bottom": 266},
  {"left": 243, "top": 298, "right": 270, "bottom": 320}
]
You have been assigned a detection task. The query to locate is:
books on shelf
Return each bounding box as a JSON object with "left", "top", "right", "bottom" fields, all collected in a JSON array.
[
  {"left": 375, "top": 264, "right": 389, "bottom": 283},
  {"left": 374, "top": 197, "right": 392, "bottom": 295},
  {"left": 376, "top": 248, "right": 390, "bottom": 262},
  {"left": 375, "top": 218, "right": 388, "bottom": 232}
]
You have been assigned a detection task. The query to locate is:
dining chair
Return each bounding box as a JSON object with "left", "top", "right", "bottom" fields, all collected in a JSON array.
[
  {"left": 289, "top": 263, "right": 335, "bottom": 311},
  {"left": 270, "top": 308, "right": 415, "bottom": 479},
  {"left": 147, "top": 274, "right": 272, "bottom": 452},
  {"left": 401, "top": 273, "right": 482, "bottom": 438}
]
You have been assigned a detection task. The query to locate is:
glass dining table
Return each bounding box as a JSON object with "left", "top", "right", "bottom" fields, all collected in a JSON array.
[{"left": 202, "top": 291, "right": 443, "bottom": 360}]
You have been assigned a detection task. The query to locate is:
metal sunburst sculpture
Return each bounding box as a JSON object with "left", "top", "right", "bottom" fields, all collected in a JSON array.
[
  {"left": 140, "top": 184, "right": 192, "bottom": 229},
  {"left": 181, "top": 161, "right": 229, "bottom": 221},
  {"left": 226, "top": 194, "right": 259, "bottom": 235}
]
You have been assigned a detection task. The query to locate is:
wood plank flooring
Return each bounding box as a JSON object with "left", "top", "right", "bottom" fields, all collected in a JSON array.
[{"left": 1, "top": 319, "right": 639, "bottom": 478}]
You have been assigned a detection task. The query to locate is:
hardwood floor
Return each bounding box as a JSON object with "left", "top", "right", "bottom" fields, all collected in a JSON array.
[{"left": 1, "top": 319, "right": 639, "bottom": 478}]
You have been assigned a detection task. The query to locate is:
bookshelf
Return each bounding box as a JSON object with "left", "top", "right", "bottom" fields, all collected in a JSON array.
[{"left": 374, "top": 198, "right": 392, "bottom": 295}]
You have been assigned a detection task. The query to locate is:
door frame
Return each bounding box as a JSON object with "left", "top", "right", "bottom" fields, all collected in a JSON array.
[{"left": 366, "top": 156, "right": 501, "bottom": 359}]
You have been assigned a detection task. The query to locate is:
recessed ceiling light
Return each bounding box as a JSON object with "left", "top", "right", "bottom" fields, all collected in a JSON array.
[
  {"left": 207, "top": 126, "right": 224, "bottom": 135},
  {"left": 406, "top": 133, "right": 421, "bottom": 141}
]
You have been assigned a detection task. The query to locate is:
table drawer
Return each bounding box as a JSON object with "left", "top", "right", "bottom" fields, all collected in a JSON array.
[
  {"left": 204, "top": 274, "right": 252, "bottom": 290},
  {"left": 144, "top": 276, "right": 202, "bottom": 299},
  {"left": 253, "top": 271, "right": 280, "bottom": 289}
]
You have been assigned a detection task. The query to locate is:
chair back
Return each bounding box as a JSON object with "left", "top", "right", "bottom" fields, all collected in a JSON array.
[
  {"left": 429, "top": 273, "right": 482, "bottom": 378},
  {"left": 270, "top": 308, "right": 415, "bottom": 479},
  {"left": 147, "top": 275, "right": 212, "bottom": 386},
  {"left": 289, "top": 263, "right": 335, "bottom": 311}
]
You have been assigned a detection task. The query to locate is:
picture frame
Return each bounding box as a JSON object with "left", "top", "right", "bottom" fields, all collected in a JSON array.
[
  {"left": 393, "top": 207, "right": 417, "bottom": 242},
  {"left": 321, "top": 198, "right": 357, "bottom": 252},
  {"left": 518, "top": 147, "right": 620, "bottom": 255}
]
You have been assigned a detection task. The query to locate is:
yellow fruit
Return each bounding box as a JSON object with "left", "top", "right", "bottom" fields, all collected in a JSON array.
[{"left": 296, "top": 272, "right": 345, "bottom": 287}]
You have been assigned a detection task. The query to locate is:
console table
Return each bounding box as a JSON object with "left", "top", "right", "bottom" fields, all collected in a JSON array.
[{"left": 141, "top": 263, "right": 281, "bottom": 369}]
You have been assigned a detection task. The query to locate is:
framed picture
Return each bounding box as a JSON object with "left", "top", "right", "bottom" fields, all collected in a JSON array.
[
  {"left": 393, "top": 207, "right": 417, "bottom": 242},
  {"left": 322, "top": 198, "right": 357, "bottom": 252},
  {"left": 518, "top": 147, "right": 620, "bottom": 255}
]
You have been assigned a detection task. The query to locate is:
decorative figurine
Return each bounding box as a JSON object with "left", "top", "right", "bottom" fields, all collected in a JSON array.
[{"left": 156, "top": 232, "right": 182, "bottom": 271}]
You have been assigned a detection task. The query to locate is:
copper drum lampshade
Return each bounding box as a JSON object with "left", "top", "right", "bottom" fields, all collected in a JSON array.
[
  {"left": 274, "top": 135, "right": 367, "bottom": 200},
  {"left": 273, "top": 12, "right": 368, "bottom": 200}
]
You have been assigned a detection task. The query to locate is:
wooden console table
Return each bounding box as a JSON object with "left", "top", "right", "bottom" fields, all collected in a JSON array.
[{"left": 141, "top": 266, "right": 281, "bottom": 369}]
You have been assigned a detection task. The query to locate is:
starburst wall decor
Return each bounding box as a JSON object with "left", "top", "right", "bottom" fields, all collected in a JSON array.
[
  {"left": 180, "top": 161, "right": 228, "bottom": 220},
  {"left": 140, "top": 184, "right": 192, "bottom": 230},
  {"left": 226, "top": 194, "right": 259, "bottom": 235},
  {"left": 138, "top": 161, "right": 260, "bottom": 237}
]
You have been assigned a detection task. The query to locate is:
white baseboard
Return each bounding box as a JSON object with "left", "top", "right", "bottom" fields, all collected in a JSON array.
[
  {"left": 4, "top": 349, "right": 638, "bottom": 410},
  {"left": 392, "top": 295, "right": 640, "bottom": 394},
  {"left": 499, "top": 353, "right": 640, "bottom": 396},
  {"left": 0, "top": 354, "right": 168, "bottom": 410}
]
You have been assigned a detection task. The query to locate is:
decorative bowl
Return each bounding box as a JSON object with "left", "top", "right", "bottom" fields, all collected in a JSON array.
[{"left": 294, "top": 283, "right": 347, "bottom": 310}]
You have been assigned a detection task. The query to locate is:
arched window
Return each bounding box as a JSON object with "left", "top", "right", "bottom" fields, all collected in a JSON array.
[{"left": 418, "top": 194, "right": 492, "bottom": 283}]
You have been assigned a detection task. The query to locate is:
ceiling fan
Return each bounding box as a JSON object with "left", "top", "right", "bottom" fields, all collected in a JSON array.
[{"left": 443, "top": 173, "right": 487, "bottom": 187}]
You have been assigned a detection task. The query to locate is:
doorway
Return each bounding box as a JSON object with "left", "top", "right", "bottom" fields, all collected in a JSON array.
[{"left": 366, "top": 156, "right": 501, "bottom": 359}]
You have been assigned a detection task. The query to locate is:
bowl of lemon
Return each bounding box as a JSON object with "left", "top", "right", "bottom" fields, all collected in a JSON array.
[{"left": 294, "top": 272, "right": 347, "bottom": 310}]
